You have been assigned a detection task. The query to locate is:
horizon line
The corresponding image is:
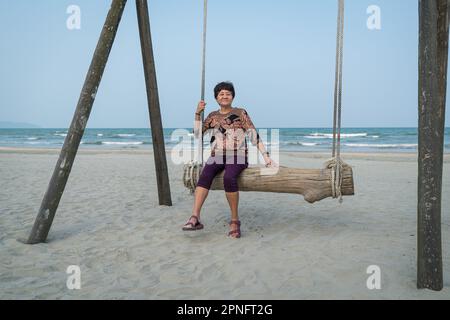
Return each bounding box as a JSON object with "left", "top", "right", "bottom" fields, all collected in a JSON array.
[{"left": 1, "top": 126, "right": 449, "bottom": 130}]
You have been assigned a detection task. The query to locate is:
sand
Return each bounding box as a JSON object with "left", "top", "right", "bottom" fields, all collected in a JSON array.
[{"left": 0, "top": 147, "right": 449, "bottom": 299}]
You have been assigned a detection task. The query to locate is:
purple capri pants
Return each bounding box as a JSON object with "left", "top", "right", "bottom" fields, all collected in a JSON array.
[{"left": 197, "top": 155, "right": 248, "bottom": 192}]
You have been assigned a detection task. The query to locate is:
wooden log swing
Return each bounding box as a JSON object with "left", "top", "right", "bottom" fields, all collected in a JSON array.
[
  {"left": 184, "top": 163, "right": 354, "bottom": 204},
  {"left": 183, "top": 0, "right": 355, "bottom": 203}
]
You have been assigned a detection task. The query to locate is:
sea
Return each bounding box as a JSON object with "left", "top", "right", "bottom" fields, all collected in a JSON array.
[{"left": 1, "top": 128, "right": 449, "bottom": 153}]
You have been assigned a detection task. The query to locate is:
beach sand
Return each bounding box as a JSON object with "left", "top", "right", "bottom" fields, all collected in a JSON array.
[{"left": 1, "top": 147, "right": 449, "bottom": 299}]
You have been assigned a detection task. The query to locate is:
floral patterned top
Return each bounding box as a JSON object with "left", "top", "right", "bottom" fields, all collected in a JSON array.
[{"left": 196, "top": 108, "right": 260, "bottom": 157}]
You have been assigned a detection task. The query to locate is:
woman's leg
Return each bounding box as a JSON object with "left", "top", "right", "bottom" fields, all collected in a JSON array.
[
  {"left": 223, "top": 156, "right": 248, "bottom": 237},
  {"left": 225, "top": 191, "right": 239, "bottom": 221},
  {"left": 192, "top": 186, "right": 209, "bottom": 217},
  {"left": 184, "top": 157, "right": 224, "bottom": 227}
]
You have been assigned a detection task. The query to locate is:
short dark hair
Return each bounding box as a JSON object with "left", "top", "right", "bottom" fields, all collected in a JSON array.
[{"left": 214, "top": 81, "right": 235, "bottom": 99}]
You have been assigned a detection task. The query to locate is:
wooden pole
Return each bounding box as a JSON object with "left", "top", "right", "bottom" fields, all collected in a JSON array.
[
  {"left": 136, "top": 0, "right": 172, "bottom": 206},
  {"left": 26, "top": 0, "right": 128, "bottom": 244},
  {"left": 417, "top": 0, "right": 448, "bottom": 291}
]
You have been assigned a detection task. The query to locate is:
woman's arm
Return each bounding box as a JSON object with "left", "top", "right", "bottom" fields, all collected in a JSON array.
[
  {"left": 193, "top": 100, "right": 207, "bottom": 139},
  {"left": 254, "top": 135, "right": 275, "bottom": 167},
  {"left": 256, "top": 140, "right": 270, "bottom": 159},
  {"left": 241, "top": 110, "right": 276, "bottom": 167}
]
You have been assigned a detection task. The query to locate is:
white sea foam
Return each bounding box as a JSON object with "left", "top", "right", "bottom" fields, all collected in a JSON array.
[
  {"left": 306, "top": 132, "right": 368, "bottom": 139},
  {"left": 283, "top": 141, "right": 319, "bottom": 146},
  {"left": 54, "top": 133, "right": 67, "bottom": 137},
  {"left": 344, "top": 143, "right": 417, "bottom": 148},
  {"left": 25, "top": 141, "right": 59, "bottom": 145},
  {"left": 301, "top": 142, "right": 319, "bottom": 146},
  {"left": 27, "top": 137, "right": 39, "bottom": 140},
  {"left": 102, "top": 141, "right": 144, "bottom": 145},
  {"left": 97, "top": 134, "right": 103, "bottom": 137},
  {"left": 114, "top": 134, "right": 136, "bottom": 137}
]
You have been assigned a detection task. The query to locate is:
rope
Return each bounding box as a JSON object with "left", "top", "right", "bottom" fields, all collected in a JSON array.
[
  {"left": 332, "top": 0, "right": 341, "bottom": 158},
  {"left": 198, "top": 0, "right": 208, "bottom": 167},
  {"left": 183, "top": 160, "right": 200, "bottom": 193},
  {"left": 196, "top": 0, "right": 208, "bottom": 188},
  {"left": 184, "top": 0, "right": 208, "bottom": 194},
  {"left": 336, "top": 0, "right": 344, "bottom": 159},
  {"left": 201, "top": 0, "right": 207, "bottom": 104},
  {"left": 328, "top": 0, "right": 346, "bottom": 202},
  {"left": 324, "top": 157, "right": 346, "bottom": 202},
  {"left": 332, "top": 0, "right": 344, "bottom": 159}
]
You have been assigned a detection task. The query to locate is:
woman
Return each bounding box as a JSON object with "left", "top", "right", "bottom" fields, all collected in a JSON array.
[{"left": 182, "top": 82, "right": 275, "bottom": 238}]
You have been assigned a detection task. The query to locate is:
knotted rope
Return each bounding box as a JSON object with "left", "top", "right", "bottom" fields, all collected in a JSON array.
[
  {"left": 326, "top": 0, "right": 347, "bottom": 202},
  {"left": 183, "top": 160, "right": 201, "bottom": 193}
]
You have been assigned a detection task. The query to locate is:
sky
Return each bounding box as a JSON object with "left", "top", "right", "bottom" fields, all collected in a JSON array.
[{"left": 0, "top": 0, "right": 448, "bottom": 128}]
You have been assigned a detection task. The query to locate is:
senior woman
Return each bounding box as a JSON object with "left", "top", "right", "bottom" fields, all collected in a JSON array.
[{"left": 182, "top": 81, "right": 275, "bottom": 238}]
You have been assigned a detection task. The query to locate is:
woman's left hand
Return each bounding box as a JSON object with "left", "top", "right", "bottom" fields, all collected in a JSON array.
[{"left": 263, "top": 155, "right": 278, "bottom": 167}]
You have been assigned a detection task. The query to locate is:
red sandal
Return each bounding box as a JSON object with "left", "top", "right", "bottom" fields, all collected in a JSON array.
[
  {"left": 228, "top": 220, "right": 241, "bottom": 238},
  {"left": 182, "top": 215, "right": 204, "bottom": 231}
]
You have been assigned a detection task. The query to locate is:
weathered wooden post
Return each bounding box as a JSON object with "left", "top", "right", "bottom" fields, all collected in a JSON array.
[
  {"left": 26, "top": 0, "right": 128, "bottom": 244},
  {"left": 136, "top": 0, "right": 172, "bottom": 206},
  {"left": 417, "top": 0, "right": 448, "bottom": 291}
]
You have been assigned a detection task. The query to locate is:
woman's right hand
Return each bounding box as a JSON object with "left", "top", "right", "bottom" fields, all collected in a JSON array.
[{"left": 196, "top": 100, "right": 206, "bottom": 114}]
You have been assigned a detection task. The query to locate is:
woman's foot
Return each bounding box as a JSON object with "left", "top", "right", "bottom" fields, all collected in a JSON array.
[
  {"left": 182, "top": 215, "right": 204, "bottom": 231},
  {"left": 228, "top": 220, "right": 241, "bottom": 238}
]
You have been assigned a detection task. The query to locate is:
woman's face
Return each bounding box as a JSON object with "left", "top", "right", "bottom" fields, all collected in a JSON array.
[{"left": 216, "top": 90, "right": 234, "bottom": 107}]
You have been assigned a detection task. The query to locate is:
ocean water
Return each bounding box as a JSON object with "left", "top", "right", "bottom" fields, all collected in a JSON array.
[{"left": 0, "top": 128, "right": 449, "bottom": 153}]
